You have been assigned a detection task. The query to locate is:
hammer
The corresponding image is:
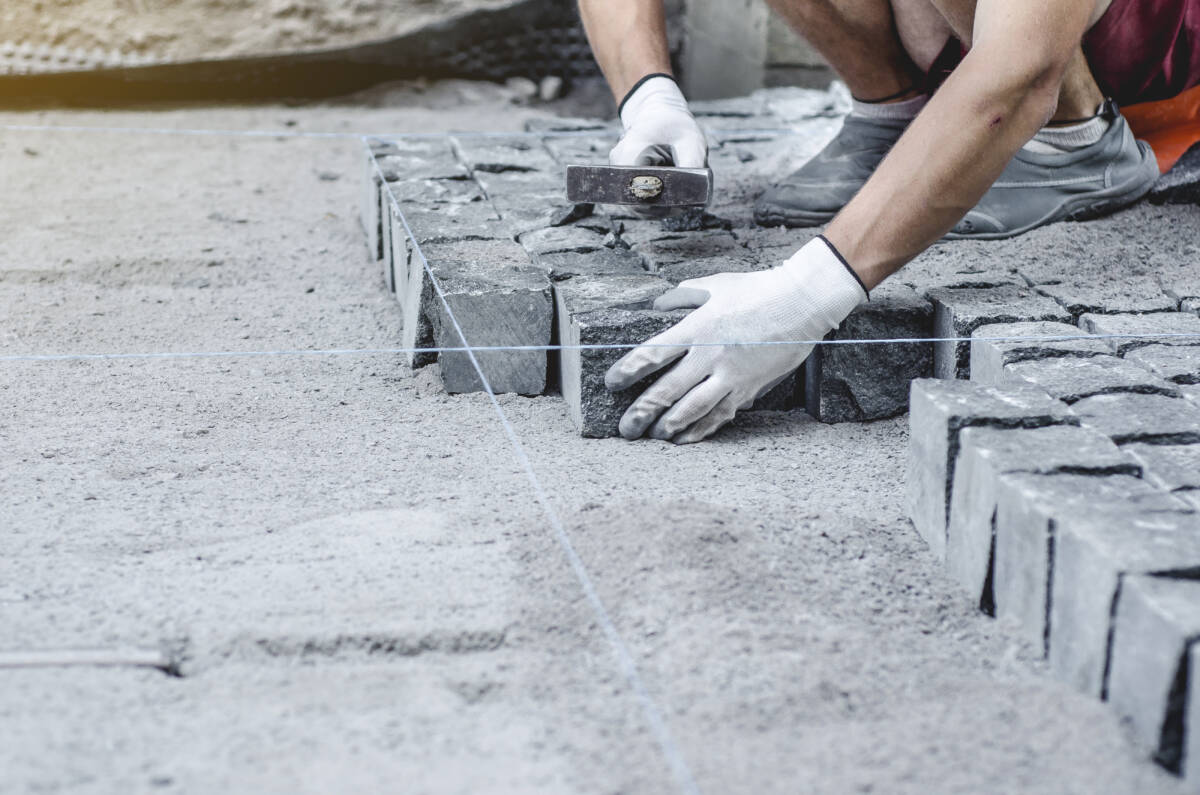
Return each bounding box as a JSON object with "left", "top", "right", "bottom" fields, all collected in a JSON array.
[{"left": 566, "top": 164, "right": 714, "bottom": 210}]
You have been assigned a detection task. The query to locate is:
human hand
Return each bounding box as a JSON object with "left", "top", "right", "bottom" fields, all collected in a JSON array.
[
  {"left": 610, "top": 74, "right": 708, "bottom": 170},
  {"left": 604, "top": 237, "right": 868, "bottom": 443}
]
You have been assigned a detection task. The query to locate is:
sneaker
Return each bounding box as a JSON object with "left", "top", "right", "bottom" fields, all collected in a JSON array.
[
  {"left": 946, "top": 110, "right": 1159, "bottom": 240},
  {"left": 754, "top": 114, "right": 910, "bottom": 227}
]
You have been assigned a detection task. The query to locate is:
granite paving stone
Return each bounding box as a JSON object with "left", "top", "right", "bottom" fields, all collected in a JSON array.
[
  {"left": 1124, "top": 344, "right": 1200, "bottom": 385},
  {"left": 946, "top": 426, "right": 1138, "bottom": 608},
  {"left": 1033, "top": 281, "right": 1178, "bottom": 316},
  {"left": 1079, "top": 312, "right": 1200, "bottom": 355},
  {"left": 1148, "top": 141, "right": 1200, "bottom": 205},
  {"left": 633, "top": 230, "right": 742, "bottom": 273},
  {"left": 897, "top": 245, "right": 1022, "bottom": 294},
  {"left": 517, "top": 225, "right": 609, "bottom": 257},
  {"left": 400, "top": 200, "right": 507, "bottom": 246},
  {"left": 656, "top": 253, "right": 764, "bottom": 284},
  {"left": 1000, "top": 355, "right": 1180, "bottom": 403},
  {"left": 1050, "top": 511, "right": 1200, "bottom": 697},
  {"left": 535, "top": 248, "right": 647, "bottom": 280},
  {"left": 928, "top": 286, "right": 1071, "bottom": 379},
  {"left": 992, "top": 473, "right": 1189, "bottom": 657},
  {"left": 805, "top": 282, "right": 934, "bottom": 423},
  {"left": 970, "top": 321, "right": 1112, "bottom": 386},
  {"left": 422, "top": 262, "right": 554, "bottom": 395},
  {"left": 1190, "top": 645, "right": 1200, "bottom": 787},
  {"left": 1124, "top": 444, "right": 1200, "bottom": 505},
  {"left": 906, "top": 379, "right": 1073, "bottom": 560},
  {"left": 1107, "top": 575, "right": 1200, "bottom": 774},
  {"left": 1070, "top": 393, "right": 1200, "bottom": 445},
  {"left": 450, "top": 135, "right": 560, "bottom": 175}
]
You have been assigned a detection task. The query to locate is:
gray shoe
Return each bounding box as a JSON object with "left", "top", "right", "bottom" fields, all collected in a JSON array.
[
  {"left": 754, "top": 114, "right": 910, "bottom": 227},
  {"left": 946, "top": 110, "right": 1159, "bottom": 240}
]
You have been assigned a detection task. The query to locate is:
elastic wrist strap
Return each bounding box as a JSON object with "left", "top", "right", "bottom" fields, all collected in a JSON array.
[
  {"left": 618, "top": 72, "right": 677, "bottom": 117},
  {"left": 817, "top": 235, "right": 870, "bottom": 300}
]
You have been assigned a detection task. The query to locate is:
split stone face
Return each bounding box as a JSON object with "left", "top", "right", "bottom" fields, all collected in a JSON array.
[
  {"left": 535, "top": 248, "right": 646, "bottom": 280},
  {"left": 1124, "top": 443, "right": 1200, "bottom": 496},
  {"left": 402, "top": 238, "right": 531, "bottom": 370},
  {"left": 1107, "top": 575, "right": 1200, "bottom": 774},
  {"left": 422, "top": 261, "right": 554, "bottom": 395},
  {"left": 1070, "top": 393, "right": 1200, "bottom": 445},
  {"left": 805, "top": 282, "right": 934, "bottom": 423},
  {"left": 564, "top": 307, "right": 692, "bottom": 437},
  {"left": 906, "top": 378, "right": 1073, "bottom": 560},
  {"left": 450, "top": 135, "right": 560, "bottom": 175},
  {"left": 1148, "top": 141, "right": 1200, "bottom": 205},
  {"left": 969, "top": 321, "right": 1111, "bottom": 386},
  {"left": 400, "top": 200, "right": 507, "bottom": 246},
  {"left": 945, "top": 425, "right": 1138, "bottom": 607},
  {"left": 1000, "top": 355, "right": 1180, "bottom": 403},
  {"left": 928, "top": 286, "right": 1071, "bottom": 379},
  {"left": 1050, "top": 510, "right": 1200, "bottom": 697},
  {"left": 1033, "top": 281, "right": 1178, "bottom": 316},
  {"left": 518, "top": 225, "right": 608, "bottom": 257},
  {"left": 633, "top": 230, "right": 743, "bottom": 273},
  {"left": 1079, "top": 311, "right": 1200, "bottom": 355},
  {"left": 991, "top": 472, "right": 1188, "bottom": 657},
  {"left": 1124, "top": 344, "right": 1200, "bottom": 385}
]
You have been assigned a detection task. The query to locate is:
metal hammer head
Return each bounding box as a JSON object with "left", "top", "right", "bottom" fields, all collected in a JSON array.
[{"left": 566, "top": 164, "right": 713, "bottom": 208}]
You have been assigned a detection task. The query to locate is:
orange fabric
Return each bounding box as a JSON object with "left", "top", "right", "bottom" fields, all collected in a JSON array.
[{"left": 1123, "top": 84, "right": 1200, "bottom": 172}]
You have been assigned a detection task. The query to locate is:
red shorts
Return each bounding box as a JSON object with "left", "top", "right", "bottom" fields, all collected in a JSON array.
[
  {"left": 1084, "top": 0, "right": 1200, "bottom": 105},
  {"left": 927, "top": 0, "right": 1200, "bottom": 106}
]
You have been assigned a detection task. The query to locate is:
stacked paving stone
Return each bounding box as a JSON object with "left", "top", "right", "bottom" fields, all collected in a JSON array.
[
  {"left": 908, "top": 304, "right": 1200, "bottom": 782},
  {"left": 363, "top": 87, "right": 1200, "bottom": 444}
]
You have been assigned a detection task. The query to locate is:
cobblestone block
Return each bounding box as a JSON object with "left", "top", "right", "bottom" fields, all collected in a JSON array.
[
  {"left": 384, "top": 176, "right": 487, "bottom": 206},
  {"left": 1001, "top": 355, "right": 1180, "bottom": 403},
  {"left": 1124, "top": 443, "right": 1200, "bottom": 494},
  {"left": 1108, "top": 575, "right": 1200, "bottom": 773},
  {"left": 535, "top": 248, "right": 647, "bottom": 280},
  {"left": 1185, "top": 297, "right": 1200, "bottom": 315},
  {"left": 540, "top": 134, "right": 614, "bottom": 164},
  {"left": 401, "top": 200, "right": 507, "bottom": 246},
  {"left": 1079, "top": 312, "right": 1200, "bottom": 355},
  {"left": 1034, "top": 282, "right": 1178, "bottom": 316},
  {"left": 473, "top": 167, "right": 564, "bottom": 198},
  {"left": 1190, "top": 645, "right": 1200, "bottom": 786},
  {"left": 970, "top": 321, "right": 1111, "bottom": 386},
  {"left": 564, "top": 307, "right": 691, "bottom": 437},
  {"left": 899, "top": 245, "right": 1022, "bottom": 294},
  {"left": 928, "top": 286, "right": 1071, "bottom": 379},
  {"left": 1051, "top": 511, "right": 1200, "bottom": 697},
  {"left": 1148, "top": 141, "right": 1200, "bottom": 205},
  {"left": 422, "top": 261, "right": 553, "bottom": 395},
  {"left": 519, "top": 225, "right": 608, "bottom": 257},
  {"left": 657, "top": 253, "right": 764, "bottom": 284},
  {"left": 450, "top": 135, "right": 560, "bottom": 175},
  {"left": 633, "top": 230, "right": 741, "bottom": 273},
  {"left": 1124, "top": 344, "right": 1200, "bottom": 385},
  {"left": 1071, "top": 393, "right": 1200, "bottom": 445},
  {"left": 386, "top": 207, "right": 409, "bottom": 295},
  {"left": 805, "top": 283, "right": 934, "bottom": 423},
  {"left": 946, "top": 426, "right": 1138, "bottom": 606},
  {"left": 402, "top": 239, "right": 531, "bottom": 369},
  {"left": 993, "top": 472, "right": 1188, "bottom": 657},
  {"left": 907, "top": 379, "right": 1073, "bottom": 559},
  {"left": 487, "top": 187, "right": 592, "bottom": 237}
]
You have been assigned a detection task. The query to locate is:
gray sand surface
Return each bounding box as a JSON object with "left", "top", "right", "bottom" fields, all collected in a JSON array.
[{"left": 0, "top": 83, "right": 1187, "bottom": 793}]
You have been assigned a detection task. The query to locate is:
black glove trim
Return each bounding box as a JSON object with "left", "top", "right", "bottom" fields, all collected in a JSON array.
[
  {"left": 817, "top": 234, "right": 870, "bottom": 301},
  {"left": 617, "top": 72, "right": 677, "bottom": 118}
]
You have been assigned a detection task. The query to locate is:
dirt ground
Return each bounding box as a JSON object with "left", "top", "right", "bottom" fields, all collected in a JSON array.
[
  {"left": 1, "top": 0, "right": 516, "bottom": 61},
  {"left": 0, "top": 80, "right": 1188, "bottom": 793}
]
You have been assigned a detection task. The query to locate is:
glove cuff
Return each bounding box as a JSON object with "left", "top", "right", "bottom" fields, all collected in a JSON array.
[
  {"left": 618, "top": 74, "right": 687, "bottom": 130},
  {"left": 779, "top": 237, "right": 869, "bottom": 327}
]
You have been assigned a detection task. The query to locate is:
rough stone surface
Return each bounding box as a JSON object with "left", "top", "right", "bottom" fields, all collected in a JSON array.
[
  {"left": 1190, "top": 645, "right": 1200, "bottom": 786},
  {"left": 1079, "top": 312, "right": 1200, "bottom": 355},
  {"left": 992, "top": 473, "right": 1188, "bottom": 657},
  {"left": 1034, "top": 281, "right": 1180, "bottom": 316},
  {"left": 969, "top": 321, "right": 1112, "bottom": 386},
  {"left": 1001, "top": 355, "right": 1180, "bottom": 403},
  {"left": 1148, "top": 141, "right": 1200, "bottom": 205},
  {"left": 945, "top": 426, "right": 1138, "bottom": 606},
  {"left": 929, "top": 286, "right": 1071, "bottom": 380},
  {"left": 566, "top": 308, "right": 691, "bottom": 437},
  {"left": 423, "top": 262, "right": 553, "bottom": 395},
  {"left": 1124, "top": 344, "right": 1200, "bottom": 385},
  {"left": 1070, "top": 393, "right": 1200, "bottom": 445},
  {"left": 1050, "top": 511, "right": 1200, "bottom": 697},
  {"left": 518, "top": 224, "right": 608, "bottom": 257},
  {"left": 805, "top": 282, "right": 934, "bottom": 423},
  {"left": 1125, "top": 443, "right": 1200, "bottom": 495},
  {"left": 906, "top": 379, "right": 1073, "bottom": 560},
  {"left": 535, "top": 247, "right": 646, "bottom": 280},
  {"left": 1108, "top": 575, "right": 1200, "bottom": 774}
]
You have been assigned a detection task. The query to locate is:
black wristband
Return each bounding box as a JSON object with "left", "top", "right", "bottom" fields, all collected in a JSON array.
[
  {"left": 817, "top": 234, "right": 870, "bottom": 300},
  {"left": 617, "top": 73, "right": 677, "bottom": 117}
]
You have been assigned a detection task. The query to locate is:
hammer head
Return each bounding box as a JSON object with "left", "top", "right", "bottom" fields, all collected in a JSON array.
[{"left": 566, "top": 164, "right": 713, "bottom": 209}]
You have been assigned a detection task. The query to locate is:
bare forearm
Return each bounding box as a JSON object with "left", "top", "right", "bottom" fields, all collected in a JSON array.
[
  {"left": 826, "top": 49, "right": 1063, "bottom": 289},
  {"left": 578, "top": 0, "right": 672, "bottom": 103}
]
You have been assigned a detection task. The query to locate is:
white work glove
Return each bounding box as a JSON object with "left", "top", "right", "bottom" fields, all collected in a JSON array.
[
  {"left": 610, "top": 74, "right": 708, "bottom": 169},
  {"left": 604, "top": 236, "right": 868, "bottom": 444}
]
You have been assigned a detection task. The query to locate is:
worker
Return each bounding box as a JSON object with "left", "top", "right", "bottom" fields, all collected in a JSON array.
[{"left": 576, "top": 0, "right": 1198, "bottom": 444}]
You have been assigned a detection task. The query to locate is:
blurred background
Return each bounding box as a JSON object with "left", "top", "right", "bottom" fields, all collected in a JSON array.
[{"left": 0, "top": 0, "right": 832, "bottom": 108}]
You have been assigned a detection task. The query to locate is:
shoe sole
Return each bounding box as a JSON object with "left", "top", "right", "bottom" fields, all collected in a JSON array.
[{"left": 943, "top": 142, "right": 1160, "bottom": 241}]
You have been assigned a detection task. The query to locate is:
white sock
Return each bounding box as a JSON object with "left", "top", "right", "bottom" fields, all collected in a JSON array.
[
  {"left": 850, "top": 93, "right": 928, "bottom": 122},
  {"left": 1023, "top": 104, "right": 1111, "bottom": 154}
]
